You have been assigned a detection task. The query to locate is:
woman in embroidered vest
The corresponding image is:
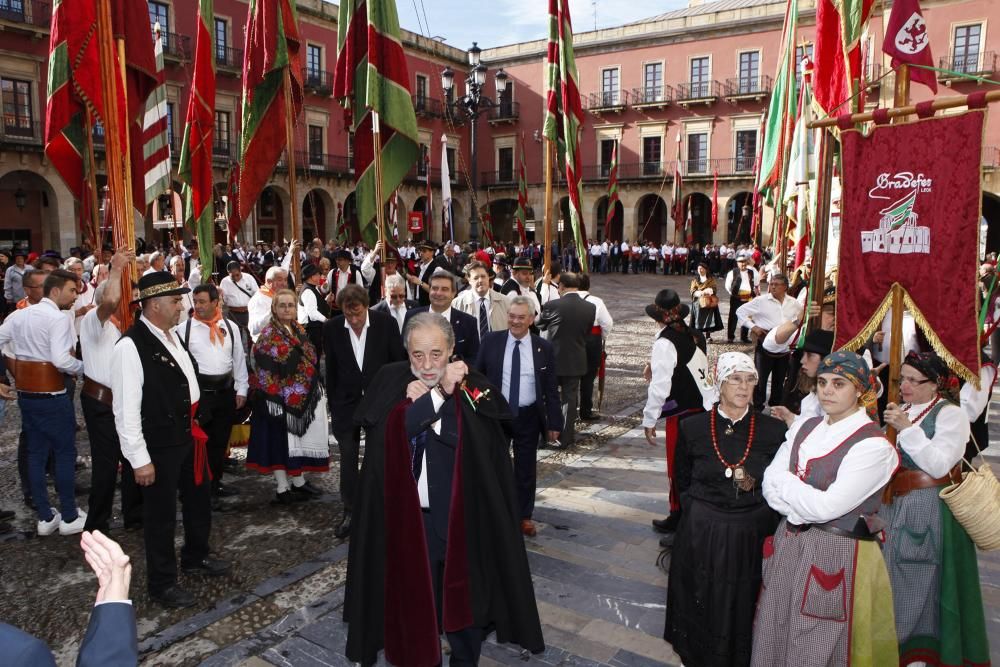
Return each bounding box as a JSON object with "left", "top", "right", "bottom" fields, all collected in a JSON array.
[
  {"left": 245, "top": 290, "right": 330, "bottom": 504},
  {"left": 881, "top": 351, "right": 989, "bottom": 667},
  {"left": 752, "top": 351, "right": 900, "bottom": 666},
  {"left": 663, "top": 352, "right": 786, "bottom": 667},
  {"left": 689, "top": 262, "right": 724, "bottom": 342}
]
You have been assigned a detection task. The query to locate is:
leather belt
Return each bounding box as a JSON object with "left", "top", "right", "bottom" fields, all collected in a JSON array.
[
  {"left": 885, "top": 466, "right": 961, "bottom": 503},
  {"left": 81, "top": 376, "right": 113, "bottom": 406},
  {"left": 786, "top": 522, "right": 877, "bottom": 542},
  {"left": 198, "top": 372, "right": 234, "bottom": 391},
  {"left": 227, "top": 306, "right": 249, "bottom": 313},
  {"left": 14, "top": 360, "right": 66, "bottom": 393},
  {"left": 590, "top": 326, "right": 602, "bottom": 335}
]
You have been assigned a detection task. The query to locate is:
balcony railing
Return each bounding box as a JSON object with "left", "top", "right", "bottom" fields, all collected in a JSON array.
[
  {"left": 676, "top": 80, "right": 722, "bottom": 102},
  {"left": 212, "top": 140, "right": 231, "bottom": 158},
  {"left": 403, "top": 164, "right": 467, "bottom": 185},
  {"left": 480, "top": 170, "right": 517, "bottom": 187},
  {"left": 579, "top": 157, "right": 758, "bottom": 181},
  {"left": 725, "top": 75, "right": 772, "bottom": 98},
  {"left": 303, "top": 69, "right": 333, "bottom": 96},
  {"left": 0, "top": 119, "right": 43, "bottom": 149},
  {"left": 489, "top": 101, "right": 519, "bottom": 122},
  {"left": 939, "top": 51, "right": 997, "bottom": 78},
  {"left": 304, "top": 152, "right": 353, "bottom": 174},
  {"left": 586, "top": 89, "right": 627, "bottom": 110},
  {"left": 631, "top": 85, "right": 673, "bottom": 105},
  {"left": 160, "top": 31, "right": 191, "bottom": 60},
  {"left": 0, "top": 0, "right": 50, "bottom": 27},
  {"left": 413, "top": 95, "right": 442, "bottom": 117},
  {"left": 442, "top": 105, "right": 465, "bottom": 127},
  {"left": 215, "top": 45, "right": 243, "bottom": 70}
]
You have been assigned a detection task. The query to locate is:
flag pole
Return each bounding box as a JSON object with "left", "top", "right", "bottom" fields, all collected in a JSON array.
[
  {"left": 83, "top": 108, "right": 102, "bottom": 251},
  {"left": 95, "top": 0, "right": 134, "bottom": 328},
  {"left": 372, "top": 110, "right": 386, "bottom": 266},
  {"left": 543, "top": 138, "right": 554, "bottom": 277},
  {"left": 805, "top": 128, "right": 834, "bottom": 335},
  {"left": 283, "top": 67, "right": 301, "bottom": 282}
]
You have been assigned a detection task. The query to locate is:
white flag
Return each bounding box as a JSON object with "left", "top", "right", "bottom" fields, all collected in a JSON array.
[{"left": 440, "top": 135, "right": 452, "bottom": 241}]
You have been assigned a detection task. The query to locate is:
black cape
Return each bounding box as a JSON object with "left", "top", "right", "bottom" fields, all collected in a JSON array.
[{"left": 342, "top": 361, "right": 544, "bottom": 665}]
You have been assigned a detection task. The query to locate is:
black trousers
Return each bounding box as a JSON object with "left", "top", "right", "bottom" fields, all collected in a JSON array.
[
  {"left": 333, "top": 421, "right": 361, "bottom": 512},
  {"left": 579, "top": 333, "right": 602, "bottom": 418},
  {"left": 82, "top": 394, "right": 141, "bottom": 532},
  {"left": 753, "top": 342, "right": 790, "bottom": 410},
  {"left": 198, "top": 386, "right": 236, "bottom": 486},
  {"left": 557, "top": 375, "right": 581, "bottom": 446},
  {"left": 305, "top": 324, "right": 324, "bottom": 360},
  {"left": 423, "top": 512, "right": 485, "bottom": 665},
  {"left": 142, "top": 443, "right": 212, "bottom": 595},
  {"left": 726, "top": 299, "right": 750, "bottom": 341},
  {"left": 510, "top": 404, "right": 543, "bottom": 519}
]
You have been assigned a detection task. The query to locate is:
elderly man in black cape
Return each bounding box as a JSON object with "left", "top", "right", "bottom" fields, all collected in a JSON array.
[{"left": 342, "top": 312, "right": 544, "bottom": 666}]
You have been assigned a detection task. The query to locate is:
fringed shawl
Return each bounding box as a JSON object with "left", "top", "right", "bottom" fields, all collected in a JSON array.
[{"left": 252, "top": 319, "right": 321, "bottom": 436}]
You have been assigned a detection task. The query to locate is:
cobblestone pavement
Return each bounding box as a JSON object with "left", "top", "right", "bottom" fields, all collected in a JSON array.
[{"left": 3, "top": 271, "right": 1000, "bottom": 665}]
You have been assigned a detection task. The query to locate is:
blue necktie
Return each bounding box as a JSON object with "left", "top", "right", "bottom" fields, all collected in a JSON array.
[
  {"left": 509, "top": 340, "right": 521, "bottom": 417},
  {"left": 410, "top": 430, "right": 427, "bottom": 482},
  {"left": 478, "top": 297, "right": 489, "bottom": 340}
]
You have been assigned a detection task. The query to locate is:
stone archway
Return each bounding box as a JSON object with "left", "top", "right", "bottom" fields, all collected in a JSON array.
[
  {"left": 636, "top": 194, "right": 669, "bottom": 244},
  {"left": 488, "top": 198, "right": 518, "bottom": 244},
  {"left": 595, "top": 196, "right": 623, "bottom": 243},
  {"left": 0, "top": 170, "right": 63, "bottom": 252},
  {"left": 256, "top": 185, "right": 289, "bottom": 243},
  {"left": 726, "top": 192, "right": 754, "bottom": 244},
  {"left": 303, "top": 188, "right": 335, "bottom": 243},
  {"left": 686, "top": 192, "right": 713, "bottom": 246}
]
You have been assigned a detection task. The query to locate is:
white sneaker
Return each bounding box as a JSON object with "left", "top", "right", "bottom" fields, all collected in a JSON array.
[
  {"left": 59, "top": 509, "right": 87, "bottom": 536},
  {"left": 37, "top": 511, "right": 61, "bottom": 536}
]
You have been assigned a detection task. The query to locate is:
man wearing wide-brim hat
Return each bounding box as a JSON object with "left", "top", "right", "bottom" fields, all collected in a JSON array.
[
  {"left": 111, "top": 272, "right": 231, "bottom": 609},
  {"left": 407, "top": 240, "right": 449, "bottom": 307},
  {"left": 641, "top": 288, "right": 716, "bottom": 541}
]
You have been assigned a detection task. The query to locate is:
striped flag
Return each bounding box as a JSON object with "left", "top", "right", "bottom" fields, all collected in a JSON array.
[
  {"left": 756, "top": 0, "right": 798, "bottom": 202},
  {"left": 334, "top": 0, "right": 420, "bottom": 247},
  {"left": 239, "top": 0, "right": 303, "bottom": 223},
  {"left": 542, "top": 0, "right": 588, "bottom": 269},
  {"left": 783, "top": 67, "right": 817, "bottom": 268},
  {"left": 226, "top": 160, "right": 241, "bottom": 241},
  {"left": 142, "top": 25, "right": 172, "bottom": 206},
  {"left": 603, "top": 142, "right": 618, "bottom": 241},
  {"left": 178, "top": 0, "right": 217, "bottom": 280},
  {"left": 685, "top": 194, "right": 694, "bottom": 244},
  {"left": 813, "top": 0, "right": 875, "bottom": 115},
  {"left": 335, "top": 202, "right": 348, "bottom": 245},
  {"left": 440, "top": 134, "right": 452, "bottom": 243},
  {"left": 389, "top": 189, "right": 400, "bottom": 243},
  {"left": 515, "top": 135, "right": 529, "bottom": 246},
  {"left": 671, "top": 135, "right": 683, "bottom": 227},
  {"left": 424, "top": 149, "right": 434, "bottom": 239},
  {"left": 711, "top": 169, "right": 719, "bottom": 232}
]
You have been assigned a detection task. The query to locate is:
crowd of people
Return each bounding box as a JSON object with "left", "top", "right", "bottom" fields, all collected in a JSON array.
[{"left": 0, "top": 231, "right": 994, "bottom": 667}]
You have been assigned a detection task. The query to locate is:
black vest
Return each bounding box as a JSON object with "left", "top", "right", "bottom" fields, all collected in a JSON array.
[
  {"left": 301, "top": 283, "right": 331, "bottom": 328},
  {"left": 122, "top": 321, "right": 197, "bottom": 450},
  {"left": 659, "top": 326, "right": 708, "bottom": 414}
]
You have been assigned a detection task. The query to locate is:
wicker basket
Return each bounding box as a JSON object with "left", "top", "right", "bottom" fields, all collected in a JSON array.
[{"left": 939, "top": 462, "right": 1000, "bottom": 551}]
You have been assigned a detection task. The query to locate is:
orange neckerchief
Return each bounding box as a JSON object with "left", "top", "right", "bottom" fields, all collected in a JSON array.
[
  {"left": 15, "top": 298, "right": 28, "bottom": 310},
  {"left": 195, "top": 310, "right": 225, "bottom": 346},
  {"left": 260, "top": 285, "right": 275, "bottom": 298}
]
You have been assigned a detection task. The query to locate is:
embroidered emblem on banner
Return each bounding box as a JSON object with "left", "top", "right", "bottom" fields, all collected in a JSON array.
[
  {"left": 861, "top": 173, "right": 932, "bottom": 255},
  {"left": 894, "top": 14, "right": 929, "bottom": 55}
]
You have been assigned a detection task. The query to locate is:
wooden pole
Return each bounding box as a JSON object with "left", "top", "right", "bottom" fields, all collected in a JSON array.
[
  {"left": 283, "top": 68, "right": 301, "bottom": 283},
  {"left": 372, "top": 110, "right": 386, "bottom": 267},
  {"left": 543, "top": 139, "right": 554, "bottom": 277},
  {"left": 806, "top": 128, "right": 834, "bottom": 334},
  {"left": 83, "top": 107, "right": 102, "bottom": 252},
  {"left": 808, "top": 82, "right": 1000, "bottom": 129}
]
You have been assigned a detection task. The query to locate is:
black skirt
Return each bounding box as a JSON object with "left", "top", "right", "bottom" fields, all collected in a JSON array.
[
  {"left": 663, "top": 497, "right": 779, "bottom": 667},
  {"left": 690, "top": 301, "right": 724, "bottom": 333}
]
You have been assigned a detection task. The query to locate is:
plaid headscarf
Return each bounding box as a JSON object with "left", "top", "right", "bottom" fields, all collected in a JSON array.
[{"left": 819, "top": 350, "right": 878, "bottom": 418}]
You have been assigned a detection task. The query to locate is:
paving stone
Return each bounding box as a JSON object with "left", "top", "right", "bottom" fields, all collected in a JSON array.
[
  {"left": 527, "top": 551, "right": 663, "bottom": 606},
  {"left": 263, "top": 636, "right": 354, "bottom": 667},
  {"left": 138, "top": 592, "right": 261, "bottom": 654},
  {"left": 609, "top": 647, "right": 680, "bottom": 667},
  {"left": 594, "top": 489, "right": 668, "bottom": 515},
  {"left": 530, "top": 574, "right": 664, "bottom": 637}
]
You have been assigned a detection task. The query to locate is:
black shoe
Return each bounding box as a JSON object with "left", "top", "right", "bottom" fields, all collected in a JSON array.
[
  {"left": 271, "top": 490, "right": 307, "bottom": 506},
  {"left": 182, "top": 557, "right": 232, "bottom": 577},
  {"left": 334, "top": 512, "right": 352, "bottom": 539},
  {"left": 0, "top": 509, "right": 14, "bottom": 521},
  {"left": 740, "top": 338, "right": 751, "bottom": 344},
  {"left": 22, "top": 495, "right": 34, "bottom": 510},
  {"left": 726, "top": 337, "right": 735, "bottom": 343},
  {"left": 659, "top": 534, "right": 676, "bottom": 548},
  {"left": 580, "top": 413, "right": 600, "bottom": 422},
  {"left": 213, "top": 482, "right": 241, "bottom": 498},
  {"left": 290, "top": 480, "right": 323, "bottom": 497},
  {"left": 150, "top": 585, "right": 196, "bottom": 609},
  {"left": 652, "top": 514, "right": 680, "bottom": 534}
]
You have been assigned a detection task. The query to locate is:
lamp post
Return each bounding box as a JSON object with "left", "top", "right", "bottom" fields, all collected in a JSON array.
[{"left": 441, "top": 43, "right": 508, "bottom": 245}]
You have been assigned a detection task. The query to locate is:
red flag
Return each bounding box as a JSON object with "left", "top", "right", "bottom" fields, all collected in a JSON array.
[
  {"left": 883, "top": 0, "right": 937, "bottom": 93},
  {"left": 813, "top": 0, "right": 875, "bottom": 115},
  {"left": 711, "top": 170, "right": 719, "bottom": 232},
  {"left": 226, "top": 161, "right": 241, "bottom": 240},
  {"left": 835, "top": 111, "right": 983, "bottom": 383}
]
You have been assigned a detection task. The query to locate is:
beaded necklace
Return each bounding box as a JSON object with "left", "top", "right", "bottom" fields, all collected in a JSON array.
[
  {"left": 903, "top": 395, "right": 941, "bottom": 427},
  {"left": 710, "top": 406, "right": 757, "bottom": 491}
]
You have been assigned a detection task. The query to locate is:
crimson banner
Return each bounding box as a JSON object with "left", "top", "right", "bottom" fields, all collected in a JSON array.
[
  {"left": 835, "top": 111, "right": 984, "bottom": 382},
  {"left": 408, "top": 211, "right": 424, "bottom": 233}
]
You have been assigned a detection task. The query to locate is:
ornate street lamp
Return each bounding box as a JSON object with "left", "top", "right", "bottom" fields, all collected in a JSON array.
[{"left": 14, "top": 186, "right": 27, "bottom": 212}]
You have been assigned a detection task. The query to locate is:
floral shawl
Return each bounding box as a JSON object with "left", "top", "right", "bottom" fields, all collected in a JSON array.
[{"left": 252, "top": 318, "right": 321, "bottom": 436}]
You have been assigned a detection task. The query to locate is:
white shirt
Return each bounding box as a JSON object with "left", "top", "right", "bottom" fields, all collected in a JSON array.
[
  {"left": 417, "top": 389, "right": 448, "bottom": 508},
  {"left": 297, "top": 287, "right": 327, "bottom": 325},
  {"left": 537, "top": 281, "right": 560, "bottom": 306},
  {"left": 345, "top": 313, "right": 370, "bottom": 369},
  {"left": 79, "top": 308, "right": 121, "bottom": 388},
  {"left": 762, "top": 407, "right": 898, "bottom": 526},
  {"left": 111, "top": 316, "right": 201, "bottom": 469},
  {"left": 578, "top": 291, "right": 614, "bottom": 342},
  {"left": 173, "top": 316, "right": 249, "bottom": 397},
  {"left": 0, "top": 299, "right": 83, "bottom": 384},
  {"left": 724, "top": 268, "right": 758, "bottom": 296},
  {"left": 643, "top": 334, "right": 677, "bottom": 428},
  {"left": 871, "top": 307, "right": 920, "bottom": 364},
  {"left": 326, "top": 266, "right": 366, "bottom": 297},
  {"left": 898, "top": 400, "right": 969, "bottom": 478},
  {"left": 960, "top": 364, "right": 996, "bottom": 423},
  {"left": 248, "top": 290, "right": 274, "bottom": 342},
  {"left": 219, "top": 273, "right": 259, "bottom": 308},
  {"left": 502, "top": 332, "right": 535, "bottom": 408},
  {"left": 177, "top": 291, "right": 194, "bottom": 325},
  {"left": 736, "top": 292, "right": 803, "bottom": 331},
  {"left": 385, "top": 300, "right": 407, "bottom": 333},
  {"left": 71, "top": 284, "right": 98, "bottom": 334}
]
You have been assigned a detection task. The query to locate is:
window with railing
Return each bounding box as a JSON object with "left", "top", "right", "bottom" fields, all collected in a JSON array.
[
  {"left": 643, "top": 62, "right": 663, "bottom": 102},
  {"left": 690, "top": 57, "right": 710, "bottom": 98},
  {"left": 348, "top": 131, "right": 355, "bottom": 170},
  {"left": 446, "top": 146, "right": 456, "bottom": 177},
  {"left": 687, "top": 133, "right": 708, "bottom": 173},
  {"left": 497, "top": 146, "right": 514, "bottom": 182},
  {"left": 735, "top": 129, "right": 757, "bottom": 172},
  {"left": 415, "top": 74, "right": 428, "bottom": 112},
  {"left": 418, "top": 143, "right": 428, "bottom": 176},
  {"left": 498, "top": 81, "right": 514, "bottom": 118},
  {"left": 738, "top": 51, "right": 760, "bottom": 94},
  {"left": 601, "top": 68, "right": 619, "bottom": 106},
  {"left": 214, "top": 18, "right": 228, "bottom": 63},
  {"left": 308, "top": 125, "right": 323, "bottom": 165},
  {"left": 1, "top": 77, "right": 32, "bottom": 137},
  {"left": 953, "top": 24, "right": 982, "bottom": 73},
  {"left": 600, "top": 139, "right": 617, "bottom": 177},
  {"left": 642, "top": 136, "right": 662, "bottom": 175},
  {"left": 148, "top": 1, "right": 169, "bottom": 47},
  {"left": 0, "top": 0, "right": 25, "bottom": 20},
  {"left": 306, "top": 44, "right": 322, "bottom": 81},
  {"left": 166, "top": 102, "right": 174, "bottom": 151},
  {"left": 214, "top": 111, "right": 230, "bottom": 156}
]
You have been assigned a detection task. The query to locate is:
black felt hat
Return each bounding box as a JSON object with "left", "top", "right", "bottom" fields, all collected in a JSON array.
[{"left": 132, "top": 271, "right": 190, "bottom": 304}]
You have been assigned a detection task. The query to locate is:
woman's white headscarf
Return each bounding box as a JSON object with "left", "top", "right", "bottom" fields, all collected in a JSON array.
[{"left": 714, "top": 352, "right": 757, "bottom": 391}]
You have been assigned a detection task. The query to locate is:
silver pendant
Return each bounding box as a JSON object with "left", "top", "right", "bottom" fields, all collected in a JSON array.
[
  {"left": 725, "top": 425, "right": 735, "bottom": 436},
  {"left": 725, "top": 467, "right": 733, "bottom": 478}
]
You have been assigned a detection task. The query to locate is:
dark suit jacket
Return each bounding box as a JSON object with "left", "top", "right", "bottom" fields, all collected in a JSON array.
[
  {"left": 538, "top": 292, "right": 596, "bottom": 377},
  {"left": 414, "top": 256, "right": 451, "bottom": 306},
  {"left": 370, "top": 299, "right": 420, "bottom": 318},
  {"left": 404, "top": 306, "right": 480, "bottom": 362},
  {"left": 0, "top": 602, "right": 137, "bottom": 667},
  {"left": 324, "top": 309, "right": 406, "bottom": 429},
  {"left": 404, "top": 391, "right": 460, "bottom": 541},
  {"left": 475, "top": 331, "right": 563, "bottom": 434}
]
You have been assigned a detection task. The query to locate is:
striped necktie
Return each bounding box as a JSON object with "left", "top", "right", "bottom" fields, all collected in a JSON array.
[{"left": 478, "top": 297, "right": 489, "bottom": 340}]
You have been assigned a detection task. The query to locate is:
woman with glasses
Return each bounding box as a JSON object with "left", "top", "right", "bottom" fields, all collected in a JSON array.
[
  {"left": 663, "top": 352, "right": 787, "bottom": 667},
  {"left": 880, "top": 351, "right": 989, "bottom": 667},
  {"left": 752, "top": 351, "right": 900, "bottom": 666}
]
